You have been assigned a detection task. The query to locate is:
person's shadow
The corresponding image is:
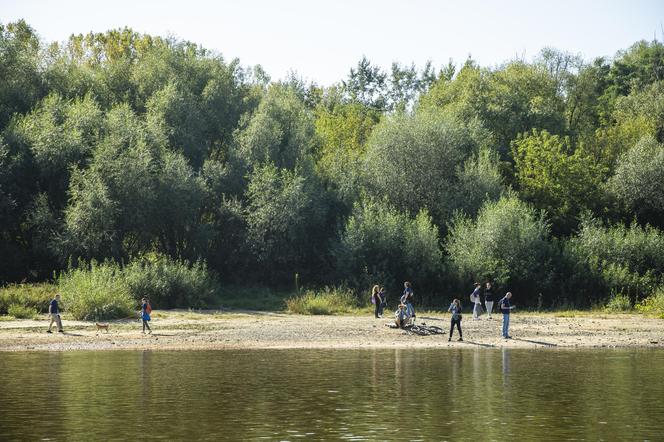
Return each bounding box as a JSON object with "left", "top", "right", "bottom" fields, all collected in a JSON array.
[
  {"left": 461, "top": 340, "right": 496, "bottom": 348},
  {"left": 512, "top": 337, "right": 557, "bottom": 347}
]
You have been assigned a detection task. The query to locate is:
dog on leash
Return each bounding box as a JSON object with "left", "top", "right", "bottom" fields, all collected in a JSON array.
[{"left": 95, "top": 322, "right": 110, "bottom": 333}]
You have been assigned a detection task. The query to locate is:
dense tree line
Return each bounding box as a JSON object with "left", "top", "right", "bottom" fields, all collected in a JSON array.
[{"left": 2, "top": 20, "right": 664, "bottom": 307}]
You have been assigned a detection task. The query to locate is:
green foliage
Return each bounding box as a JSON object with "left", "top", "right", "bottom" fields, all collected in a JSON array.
[
  {"left": 636, "top": 288, "right": 664, "bottom": 317},
  {"left": 334, "top": 199, "right": 442, "bottom": 292},
  {"left": 609, "top": 136, "right": 664, "bottom": 226},
  {"left": 446, "top": 195, "right": 554, "bottom": 302},
  {"left": 0, "top": 283, "right": 55, "bottom": 314},
  {"left": 286, "top": 286, "right": 357, "bottom": 315},
  {"left": 363, "top": 110, "right": 491, "bottom": 227},
  {"left": 58, "top": 261, "right": 135, "bottom": 320},
  {"left": 512, "top": 129, "right": 605, "bottom": 233},
  {"left": 123, "top": 254, "right": 219, "bottom": 309},
  {"left": 604, "top": 293, "right": 632, "bottom": 312},
  {"left": 566, "top": 218, "right": 664, "bottom": 302},
  {"left": 7, "top": 304, "right": 37, "bottom": 319}
]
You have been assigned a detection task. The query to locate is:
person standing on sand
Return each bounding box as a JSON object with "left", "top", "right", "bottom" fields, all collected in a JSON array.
[
  {"left": 371, "top": 285, "right": 383, "bottom": 318},
  {"left": 499, "top": 292, "right": 515, "bottom": 338},
  {"left": 484, "top": 282, "right": 494, "bottom": 319},
  {"left": 447, "top": 298, "right": 463, "bottom": 342},
  {"left": 141, "top": 298, "right": 152, "bottom": 334},
  {"left": 471, "top": 283, "right": 482, "bottom": 320},
  {"left": 47, "top": 293, "right": 64, "bottom": 333},
  {"left": 400, "top": 281, "right": 415, "bottom": 323},
  {"left": 378, "top": 287, "right": 387, "bottom": 317}
]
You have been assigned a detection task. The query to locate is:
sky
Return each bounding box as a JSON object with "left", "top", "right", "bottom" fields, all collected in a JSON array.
[{"left": 2, "top": 0, "right": 663, "bottom": 85}]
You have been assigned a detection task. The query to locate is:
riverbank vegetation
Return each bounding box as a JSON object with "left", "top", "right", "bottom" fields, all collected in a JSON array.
[{"left": 2, "top": 21, "right": 664, "bottom": 318}]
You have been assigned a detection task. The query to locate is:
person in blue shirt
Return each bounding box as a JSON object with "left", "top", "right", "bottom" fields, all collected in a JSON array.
[
  {"left": 47, "top": 294, "right": 64, "bottom": 333},
  {"left": 499, "top": 292, "right": 515, "bottom": 338},
  {"left": 447, "top": 298, "right": 463, "bottom": 341},
  {"left": 400, "top": 281, "right": 415, "bottom": 323}
]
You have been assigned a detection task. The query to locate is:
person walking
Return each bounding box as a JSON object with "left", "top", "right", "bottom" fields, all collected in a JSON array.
[
  {"left": 447, "top": 298, "right": 463, "bottom": 341},
  {"left": 400, "top": 281, "right": 415, "bottom": 323},
  {"left": 484, "top": 282, "right": 495, "bottom": 319},
  {"left": 47, "top": 293, "right": 64, "bottom": 333},
  {"left": 141, "top": 298, "right": 152, "bottom": 334},
  {"left": 371, "top": 285, "right": 382, "bottom": 318},
  {"left": 499, "top": 292, "right": 515, "bottom": 338},
  {"left": 471, "top": 283, "right": 482, "bottom": 320}
]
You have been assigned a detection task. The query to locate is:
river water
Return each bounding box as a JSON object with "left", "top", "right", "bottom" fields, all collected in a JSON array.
[{"left": 0, "top": 349, "right": 662, "bottom": 440}]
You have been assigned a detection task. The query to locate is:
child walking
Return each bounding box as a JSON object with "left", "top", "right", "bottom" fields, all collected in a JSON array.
[{"left": 141, "top": 298, "right": 152, "bottom": 334}]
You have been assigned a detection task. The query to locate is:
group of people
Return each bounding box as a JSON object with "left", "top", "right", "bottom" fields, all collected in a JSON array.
[
  {"left": 374, "top": 281, "right": 516, "bottom": 341},
  {"left": 45, "top": 294, "right": 154, "bottom": 334}
]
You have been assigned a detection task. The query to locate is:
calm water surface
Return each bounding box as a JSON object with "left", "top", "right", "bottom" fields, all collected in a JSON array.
[{"left": 0, "top": 349, "right": 663, "bottom": 441}]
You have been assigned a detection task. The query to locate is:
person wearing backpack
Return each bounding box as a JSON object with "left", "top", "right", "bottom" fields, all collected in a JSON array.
[
  {"left": 400, "top": 281, "right": 415, "bottom": 323},
  {"left": 447, "top": 298, "right": 463, "bottom": 342},
  {"left": 141, "top": 298, "right": 152, "bottom": 334}
]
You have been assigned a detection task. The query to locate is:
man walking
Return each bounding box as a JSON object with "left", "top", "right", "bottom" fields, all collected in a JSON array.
[
  {"left": 47, "top": 293, "right": 64, "bottom": 333},
  {"left": 499, "top": 292, "right": 514, "bottom": 339}
]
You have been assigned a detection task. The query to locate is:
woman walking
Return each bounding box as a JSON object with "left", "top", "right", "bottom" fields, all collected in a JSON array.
[
  {"left": 484, "top": 282, "right": 494, "bottom": 319},
  {"left": 448, "top": 298, "right": 463, "bottom": 341}
]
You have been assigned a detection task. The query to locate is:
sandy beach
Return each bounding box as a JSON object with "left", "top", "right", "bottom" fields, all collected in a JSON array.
[{"left": 0, "top": 310, "right": 662, "bottom": 352}]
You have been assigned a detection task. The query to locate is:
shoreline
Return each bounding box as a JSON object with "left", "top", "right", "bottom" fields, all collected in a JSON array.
[{"left": 0, "top": 310, "right": 662, "bottom": 352}]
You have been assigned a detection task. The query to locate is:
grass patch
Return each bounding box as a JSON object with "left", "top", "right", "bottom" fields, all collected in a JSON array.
[
  {"left": 0, "top": 283, "right": 56, "bottom": 315},
  {"left": 215, "top": 286, "right": 291, "bottom": 311},
  {"left": 7, "top": 304, "right": 38, "bottom": 319},
  {"left": 286, "top": 287, "right": 358, "bottom": 315},
  {"left": 636, "top": 288, "right": 664, "bottom": 318}
]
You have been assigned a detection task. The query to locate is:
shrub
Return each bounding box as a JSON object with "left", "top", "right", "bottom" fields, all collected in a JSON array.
[
  {"left": 636, "top": 288, "right": 664, "bottom": 317},
  {"left": 286, "top": 287, "right": 357, "bottom": 315},
  {"left": 565, "top": 218, "right": 664, "bottom": 303},
  {"left": 7, "top": 304, "right": 37, "bottom": 319},
  {"left": 0, "top": 283, "right": 55, "bottom": 314},
  {"left": 446, "top": 194, "right": 555, "bottom": 304},
  {"left": 123, "top": 254, "right": 220, "bottom": 309},
  {"left": 604, "top": 293, "right": 632, "bottom": 312},
  {"left": 58, "top": 261, "right": 134, "bottom": 320},
  {"left": 334, "top": 199, "right": 442, "bottom": 293}
]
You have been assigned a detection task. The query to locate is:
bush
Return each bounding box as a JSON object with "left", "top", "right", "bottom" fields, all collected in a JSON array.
[
  {"left": 7, "top": 304, "right": 38, "bottom": 319},
  {"left": 0, "top": 283, "right": 55, "bottom": 314},
  {"left": 58, "top": 261, "right": 134, "bottom": 320},
  {"left": 286, "top": 287, "right": 357, "bottom": 315},
  {"left": 123, "top": 254, "right": 220, "bottom": 309},
  {"left": 446, "top": 194, "right": 555, "bottom": 304},
  {"left": 334, "top": 199, "right": 442, "bottom": 293},
  {"left": 565, "top": 218, "right": 664, "bottom": 303},
  {"left": 604, "top": 293, "right": 632, "bottom": 312},
  {"left": 636, "top": 288, "right": 664, "bottom": 317}
]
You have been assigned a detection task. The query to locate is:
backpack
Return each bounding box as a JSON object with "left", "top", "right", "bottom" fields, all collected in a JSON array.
[
  {"left": 146, "top": 303, "right": 152, "bottom": 314},
  {"left": 470, "top": 293, "right": 475, "bottom": 303}
]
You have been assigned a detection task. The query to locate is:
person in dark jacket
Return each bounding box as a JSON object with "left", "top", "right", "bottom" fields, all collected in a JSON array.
[{"left": 447, "top": 298, "right": 463, "bottom": 341}]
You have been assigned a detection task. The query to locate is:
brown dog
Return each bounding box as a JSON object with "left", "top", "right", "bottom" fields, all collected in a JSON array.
[{"left": 95, "top": 322, "right": 110, "bottom": 333}]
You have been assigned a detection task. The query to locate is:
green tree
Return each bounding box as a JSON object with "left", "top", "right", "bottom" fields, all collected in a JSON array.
[
  {"left": 512, "top": 129, "right": 605, "bottom": 234},
  {"left": 446, "top": 195, "right": 554, "bottom": 302}
]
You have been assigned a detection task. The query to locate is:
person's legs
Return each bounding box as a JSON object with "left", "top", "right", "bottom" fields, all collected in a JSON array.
[
  {"left": 48, "top": 315, "right": 55, "bottom": 332},
  {"left": 485, "top": 301, "right": 494, "bottom": 318},
  {"left": 374, "top": 300, "right": 380, "bottom": 318},
  {"left": 55, "top": 314, "right": 63, "bottom": 332},
  {"left": 502, "top": 314, "right": 510, "bottom": 337},
  {"left": 456, "top": 318, "right": 463, "bottom": 340},
  {"left": 473, "top": 302, "right": 480, "bottom": 319},
  {"left": 449, "top": 318, "right": 455, "bottom": 340}
]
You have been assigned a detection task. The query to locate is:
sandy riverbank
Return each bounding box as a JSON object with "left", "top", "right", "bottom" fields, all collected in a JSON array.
[{"left": 0, "top": 310, "right": 662, "bottom": 352}]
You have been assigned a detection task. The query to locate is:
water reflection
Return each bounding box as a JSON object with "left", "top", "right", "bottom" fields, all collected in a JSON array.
[{"left": 0, "top": 349, "right": 663, "bottom": 440}]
